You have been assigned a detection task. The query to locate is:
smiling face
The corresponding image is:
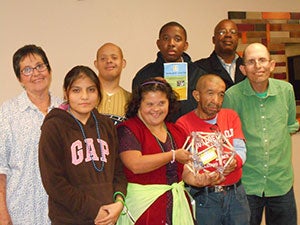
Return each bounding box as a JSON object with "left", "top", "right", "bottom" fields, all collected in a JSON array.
[
  {"left": 240, "top": 43, "right": 275, "bottom": 90},
  {"left": 156, "top": 25, "right": 188, "bottom": 62},
  {"left": 19, "top": 53, "right": 51, "bottom": 95},
  {"left": 138, "top": 91, "right": 169, "bottom": 128},
  {"left": 94, "top": 43, "right": 126, "bottom": 82},
  {"left": 66, "top": 74, "right": 100, "bottom": 124},
  {"left": 213, "top": 20, "right": 239, "bottom": 56}
]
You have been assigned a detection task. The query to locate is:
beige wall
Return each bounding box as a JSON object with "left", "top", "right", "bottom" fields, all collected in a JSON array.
[{"left": 1, "top": 0, "right": 300, "bottom": 104}]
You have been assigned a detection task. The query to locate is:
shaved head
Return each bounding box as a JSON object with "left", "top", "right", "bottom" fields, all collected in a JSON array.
[
  {"left": 196, "top": 74, "right": 226, "bottom": 91},
  {"left": 96, "top": 42, "right": 123, "bottom": 59}
]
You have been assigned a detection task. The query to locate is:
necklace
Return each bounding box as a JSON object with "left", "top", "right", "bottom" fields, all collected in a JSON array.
[
  {"left": 154, "top": 130, "right": 176, "bottom": 153},
  {"left": 69, "top": 110, "right": 105, "bottom": 172}
]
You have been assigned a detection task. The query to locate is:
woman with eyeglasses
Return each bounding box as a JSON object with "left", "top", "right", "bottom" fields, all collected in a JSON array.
[
  {"left": 116, "top": 78, "right": 194, "bottom": 225},
  {"left": 0, "top": 45, "right": 62, "bottom": 224}
]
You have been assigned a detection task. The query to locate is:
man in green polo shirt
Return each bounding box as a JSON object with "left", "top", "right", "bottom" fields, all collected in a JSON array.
[{"left": 223, "top": 42, "right": 299, "bottom": 225}]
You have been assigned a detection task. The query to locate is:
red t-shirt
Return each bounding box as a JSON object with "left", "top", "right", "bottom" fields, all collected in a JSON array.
[{"left": 176, "top": 109, "right": 245, "bottom": 185}]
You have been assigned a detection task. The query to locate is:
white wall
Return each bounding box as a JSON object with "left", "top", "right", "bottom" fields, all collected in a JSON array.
[{"left": 1, "top": 0, "right": 300, "bottom": 104}]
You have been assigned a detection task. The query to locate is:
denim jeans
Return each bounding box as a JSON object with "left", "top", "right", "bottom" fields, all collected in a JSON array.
[
  {"left": 191, "top": 184, "right": 250, "bottom": 225},
  {"left": 247, "top": 187, "right": 297, "bottom": 225}
]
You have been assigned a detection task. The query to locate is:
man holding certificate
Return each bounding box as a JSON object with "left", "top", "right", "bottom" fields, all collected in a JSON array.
[{"left": 132, "top": 21, "right": 206, "bottom": 121}]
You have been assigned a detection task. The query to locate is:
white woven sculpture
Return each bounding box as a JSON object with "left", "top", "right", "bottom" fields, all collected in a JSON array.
[{"left": 183, "top": 131, "right": 236, "bottom": 176}]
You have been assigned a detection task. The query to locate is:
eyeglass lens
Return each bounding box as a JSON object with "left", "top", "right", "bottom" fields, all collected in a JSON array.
[{"left": 21, "top": 63, "right": 47, "bottom": 76}]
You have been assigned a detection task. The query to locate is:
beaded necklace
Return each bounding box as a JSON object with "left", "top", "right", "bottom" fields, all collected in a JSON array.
[
  {"left": 154, "top": 130, "right": 176, "bottom": 153},
  {"left": 69, "top": 110, "right": 104, "bottom": 172}
]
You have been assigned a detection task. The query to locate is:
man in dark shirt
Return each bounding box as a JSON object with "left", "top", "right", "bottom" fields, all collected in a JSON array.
[{"left": 194, "top": 19, "right": 245, "bottom": 89}]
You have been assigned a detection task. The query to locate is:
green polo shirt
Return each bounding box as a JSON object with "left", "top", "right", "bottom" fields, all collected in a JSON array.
[{"left": 223, "top": 78, "right": 299, "bottom": 197}]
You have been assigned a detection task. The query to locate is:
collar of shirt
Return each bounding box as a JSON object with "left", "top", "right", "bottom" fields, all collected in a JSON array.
[
  {"left": 18, "top": 90, "right": 61, "bottom": 113},
  {"left": 217, "top": 54, "right": 239, "bottom": 82},
  {"left": 243, "top": 78, "right": 277, "bottom": 98}
]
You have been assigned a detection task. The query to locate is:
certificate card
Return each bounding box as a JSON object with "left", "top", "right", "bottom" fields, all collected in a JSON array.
[{"left": 164, "top": 62, "right": 188, "bottom": 101}]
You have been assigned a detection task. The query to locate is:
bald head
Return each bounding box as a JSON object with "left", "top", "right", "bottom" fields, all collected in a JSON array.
[
  {"left": 214, "top": 19, "right": 237, "bottom": 35},
  {"left": 196, "top": 74, "right": 226, "bottom": 92},
  {"left": 96, "top": 42, "right": 123, "bottom": 59},
  {"left": 243, "top": 42, "right": 270, "bottom": 62}
]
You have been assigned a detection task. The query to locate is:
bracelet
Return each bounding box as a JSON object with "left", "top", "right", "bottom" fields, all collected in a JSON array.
[
  {"left": 171, "top": 150, "right": 176, "bottom": 163},
  {"left": 113, "top": 191, "right": 126, "bottom": 201},
  {"left": 114, "top": 193, "right": 127, "bottom": 215}
]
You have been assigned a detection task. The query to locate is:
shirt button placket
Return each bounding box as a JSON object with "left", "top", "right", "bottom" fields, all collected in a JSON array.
[{"left": 260, "top": 100, "right": 269, "bottom": 185}]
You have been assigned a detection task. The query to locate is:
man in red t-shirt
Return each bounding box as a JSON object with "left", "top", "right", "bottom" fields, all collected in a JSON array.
[{"left": 176, "top": 74, "right": 250, "bottom": 225}]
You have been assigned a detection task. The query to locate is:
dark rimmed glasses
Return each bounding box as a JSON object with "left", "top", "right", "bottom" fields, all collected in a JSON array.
[{"left": 21, "top": 63, "right": 48, "bottom": 76}]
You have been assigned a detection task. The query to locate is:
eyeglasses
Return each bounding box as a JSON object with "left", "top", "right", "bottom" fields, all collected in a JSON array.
[
  {"left": 21, "top": 63, "right": 48, "bottom": 76},
  {"left": 244, "top": 58, "right": 271, "bottom": 67},
  {"left": 216, "top": 29, "right": 238, "bottom": 36}
]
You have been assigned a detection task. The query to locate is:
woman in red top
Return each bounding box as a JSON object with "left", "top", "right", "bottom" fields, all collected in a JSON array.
[{"left": 117, "top": 78, "right": 194, "bottom": 225}]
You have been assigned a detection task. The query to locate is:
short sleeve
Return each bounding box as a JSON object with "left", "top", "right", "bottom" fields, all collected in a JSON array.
[{"left": 117, "top": 126, "right": 141, "bottom": 153}]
